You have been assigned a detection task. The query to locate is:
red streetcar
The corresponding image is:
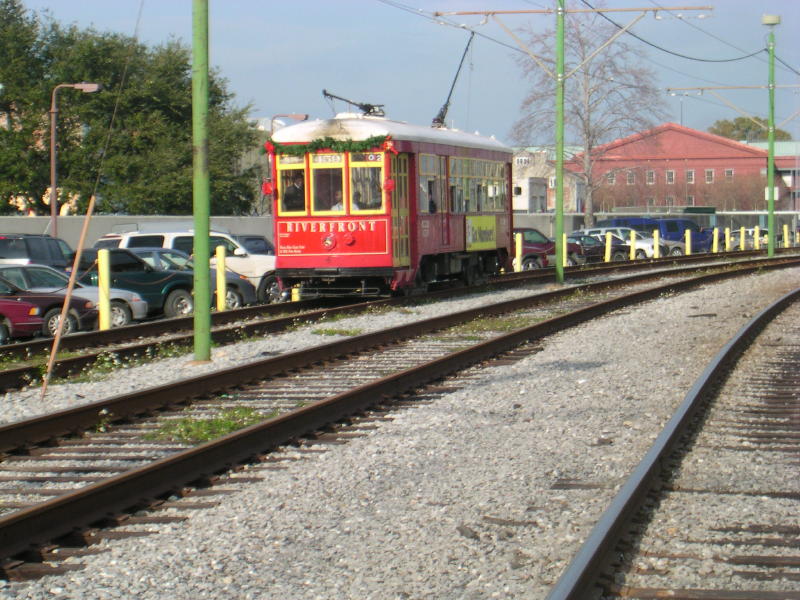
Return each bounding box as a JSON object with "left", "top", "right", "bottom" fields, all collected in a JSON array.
[{"left": 266, "top": 111, "right": 513, "bottom": 299}]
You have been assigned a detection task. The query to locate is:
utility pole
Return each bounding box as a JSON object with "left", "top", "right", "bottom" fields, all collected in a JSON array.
[
  {"left": 192, "top": 0, "right": 211, "bottom": 361},
  {"left": 436, "top": 4, "right": 711, "bottom": 284},
  {"left": 764, "top": 14, "right": 779, "bottom": 257}
]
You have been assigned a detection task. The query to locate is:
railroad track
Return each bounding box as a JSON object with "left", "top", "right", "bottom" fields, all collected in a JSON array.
[
  {"left": 1, "top": 255, "right": 799, "bottom": 581},
  {"left": 546, "top": 287, "right": 800, "bottom": 599},
  {"left": 0, "top": 250, "right": 793, "bottom": 393}
]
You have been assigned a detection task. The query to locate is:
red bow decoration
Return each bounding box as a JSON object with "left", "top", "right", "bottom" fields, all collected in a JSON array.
[
  {"left": 383, "top": 178, "right": 395, "bottom": 192},
  {"left": 261, "top": 180, "right": 274, "bottom": 195},
  {"left": 382, "top": 138, "right": 398, "bottom": 155},
  {"left": 264, "top": 141, "right": 275, "bottom": 154}
]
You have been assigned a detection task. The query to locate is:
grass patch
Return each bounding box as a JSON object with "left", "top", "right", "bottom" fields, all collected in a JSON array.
[
  {"left": 146, "top": 406, "right": 273, "bottom": 444},
  {"left": 450, "top": 314, "right": 542, "bottom": 335},
  {"left": 312, "top": 327, "right": 362, "bottom": 336}
]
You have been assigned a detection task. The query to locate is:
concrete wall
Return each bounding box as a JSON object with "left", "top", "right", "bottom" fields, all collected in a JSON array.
[
  {"left": 0, "top": 216, "right": 274, "bottom": 249},
  {"left": 1, "top": 211, "right": 796, "bottom": 251}
]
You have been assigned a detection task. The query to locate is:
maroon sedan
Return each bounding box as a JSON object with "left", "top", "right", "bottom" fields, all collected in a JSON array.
[
  {"left": 0, "top": 298, "right": 44, "bottom": 344},
  {"left": 512, "top": 227, "right": 585, "bottom": 269},
  {"left": 0, "top": 276, "right": 96, "bottom": 337}
]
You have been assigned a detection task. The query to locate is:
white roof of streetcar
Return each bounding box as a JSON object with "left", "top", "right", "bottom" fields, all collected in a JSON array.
[{"left": 271, "top": 113, "right": 511, "bottom": 154}]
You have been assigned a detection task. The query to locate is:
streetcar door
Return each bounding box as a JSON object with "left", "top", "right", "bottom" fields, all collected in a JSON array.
[{"left": 391, "top": 154, "right": 410, "bottom": 267}]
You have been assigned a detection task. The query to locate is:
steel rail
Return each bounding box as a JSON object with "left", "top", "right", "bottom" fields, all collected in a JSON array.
[
  {"left": 545, "top": 286, "right": 800, "bottom": 600},
  {"left": 1, "top": 258, "right": 799, "bottom": 563}
]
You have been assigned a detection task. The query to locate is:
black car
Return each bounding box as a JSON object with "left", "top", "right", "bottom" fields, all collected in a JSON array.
[
  {"left": 0, "top": 234, "right": 75, "bottom": 270},
  {"left": 571, "top": 233, "right": 630, "bottom": 262}
]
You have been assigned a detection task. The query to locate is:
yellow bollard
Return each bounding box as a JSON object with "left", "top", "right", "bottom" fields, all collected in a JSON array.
[
  {"left": 604, "top": 232, "right": 612, "bottom": 262},
  {"left": 291, "top": 286, "right": 300, "bottom": 302},
  {"left": 215, "top": 245, "right": 227, "bottom": 311},
  {"left": 685, "top": 229, "right": 692, "bottom": 256},
  {"left": 653, "top": 230, "right": 660, "bottom": 259},
  {"left": 97, "top": 249, "right": 111, "bottom": 330},
  {"left": 784, "top": 224, "right": 790, "bottom": 249},
  {"left": 753, "top": 226, "right": 760, "bottom": 250},
  {"left": 629, "top": 229, "right": 636, "bottom": 261},
  {"left": 562, "top": 232, "right": 568, "bottom": 267},
  {"left": 515, "top": 233, "right": 523, "bottom": 272},
  {"left": 724, "top": 228, "right": 731, "bottom": 252},
  {"left": 712, "top": 227, "right": 719, "bottom": 253},
  {"left": 739, "top": 226, "right": 745, "bottom": 251}
]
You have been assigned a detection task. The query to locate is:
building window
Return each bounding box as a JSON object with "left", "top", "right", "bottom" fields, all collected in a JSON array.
[
  {"left": 646, "top": 197, "right": 655, "bottom": 207},
  {"left": 646, "top": 170, "right": 655, "bottom": 185},
  {"left": 627, "top": 171, "right": 635, "bottom": 185},
  {"left": 686, "top": 169, "right": 695, "bottom": 184},
  {"left": 705, "top": 169, "right": 714, "bottom": 184},
  {"left": 666, "top": 170, "right": 675, "bottom": 184},
  {"left": 686, "top": 195, "right": 695, "bottom": 206},
  {"left": 724, "top": 168, "right": 734, "bottom": 182},
  {"left": 606, "top": 172, "right": 616, "bottom": 185},
  {"left": 666, "top": 195, "right": 675, "bottom": 207},
  {"left": 515, "top": 156, "right": 530, "bottom": 166}
]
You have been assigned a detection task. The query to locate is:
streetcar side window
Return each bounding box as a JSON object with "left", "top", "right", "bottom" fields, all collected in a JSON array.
[
  {"left": 350, "top": 152, "right": 384, "bottom": 213},
  {"left": 418, "top": 154, "right": 445, "bottom": 214}
]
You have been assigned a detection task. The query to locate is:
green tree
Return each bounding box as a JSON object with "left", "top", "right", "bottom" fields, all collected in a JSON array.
[
  {"left": 0, "top": 0, "right": 261, "bottom": 216},
  {"left": 708, "top": 116, "right": 791, "bottom": 142}
]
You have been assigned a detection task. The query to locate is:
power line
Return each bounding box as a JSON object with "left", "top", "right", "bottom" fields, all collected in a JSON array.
[{"left": 579, "top": 0, "right": 765, "bottom": 63}]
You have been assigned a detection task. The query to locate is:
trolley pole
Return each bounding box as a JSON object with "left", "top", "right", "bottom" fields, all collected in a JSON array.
[
  {"left": 192, "top": 0, "right": 211, "bottom": 361},
  {"left": 554, "top": 0, "right": 565, "bottom": 283}
]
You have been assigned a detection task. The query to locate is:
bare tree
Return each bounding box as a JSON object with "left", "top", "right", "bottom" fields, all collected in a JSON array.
[{"left": 511, "top": 9, "right": 667, "bottom": 226}]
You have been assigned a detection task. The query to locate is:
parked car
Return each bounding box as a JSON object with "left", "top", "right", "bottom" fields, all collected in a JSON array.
[
  {"left": 596, "top": 217, "right": 713, "bottom": 253},
  {"left": 126, "top": 247, "right": 257, "bottom": 309},
  {"left": 231, "top": 234, "right": 274, "bottom": 255},
  {"left": 77, "top": 248, "right": 197, "bottom": 318},
  {"left": 0, "top": 234, "right": 75, "bottom": 270},
  {"left": 0, "top": 298, "right": 44, "bottom": 344},
  {"left": 512, "top": 227, "right": 583, "bottom": 269},
  {"left": 571, "top": 226, "right": 669, "bottom": 259},
  {"left": 0, "top": 264, "right": 148, "bottom": 328},
  {"left": 93, "top": 230, "right": 278, "bottom": 302},
  {"left": 0, "top": 276, "right": 96, "bottom": 336},
  {"left": 567, "top": 234, "right": 625, "bottom": 263}
]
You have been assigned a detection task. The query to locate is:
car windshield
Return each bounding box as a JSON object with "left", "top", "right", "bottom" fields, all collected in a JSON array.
[{"left": 159, "top": 251, "right": 193, "bottom": 270}]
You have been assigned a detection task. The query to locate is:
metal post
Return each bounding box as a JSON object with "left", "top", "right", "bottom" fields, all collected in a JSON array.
[
  {"left": 49, "top": 86, "right": 61, "bottom": 237},
  {"left": 192, "top": 0, "right": 211, "bottom": 361},
  {"left": 554, "top": 0, "right": 565, "bottom": 284},
  {"left": 766, "top": 25, "right": 776, "bottom": 257}
]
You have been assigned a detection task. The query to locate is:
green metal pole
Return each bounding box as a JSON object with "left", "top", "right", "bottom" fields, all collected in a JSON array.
[
  {"left": 192, "top": 0, "right": 211, "bottom": 361},
  {"left": 766, "top": 28, "right": 775, "bottom": 257},
  {"left": 554, "top": 0, "right": 565, "bottom": 283}
]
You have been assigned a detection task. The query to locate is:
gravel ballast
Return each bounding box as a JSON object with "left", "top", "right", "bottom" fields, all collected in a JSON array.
[{"left": 2, "top": 267, "right": 799, "bottom": 599}]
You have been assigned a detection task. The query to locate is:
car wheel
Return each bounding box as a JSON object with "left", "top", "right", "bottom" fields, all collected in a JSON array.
[
  {"left": 522, "top": 257, "right": 542, "bottom": 270},
  {"left": 109, "top": 301, "right": 133, "bottom": 328},
  {"left": 43, "top": 308, "right": 77, "bottom": 337},
  {"left": 225, "top": 287, "right": 244, "bottom": 309},
  {"left": 611, "top": 251, "right": 626, "bottom": 262},
  {"left": 164, "top": 289, "right": 194, "bottom": 318},
  {"left": 567, "top": 254, "right": 579, "bottom": 267},
  {"left": 635, "top": 250, "right": 647, "bottom": 260},
  {"left": 0, "top": 323, "right": 10, "bottom": 345},
  {"left": 257, "top": 274, "right": 283, "bottom": 303},
  {"left": 669, "top": 247, "right": 683, "bottom": 256}
]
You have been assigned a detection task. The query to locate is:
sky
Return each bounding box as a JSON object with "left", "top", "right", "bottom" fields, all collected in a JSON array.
[{"left": 21, "top": 0, "right": 800, "bottom": 147}]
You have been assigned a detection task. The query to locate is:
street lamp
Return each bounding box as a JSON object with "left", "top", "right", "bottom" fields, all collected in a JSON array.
[
  {"left": 49, "top": 82, "right": 101, "bottom": 237},
  {"left": 270, "top": 112, "right": 308, "bottom": 135}
]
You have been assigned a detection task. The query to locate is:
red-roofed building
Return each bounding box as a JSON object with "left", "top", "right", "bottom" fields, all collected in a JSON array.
[{"left": 565, "top": 123, "right": 791, "bottom": 212}]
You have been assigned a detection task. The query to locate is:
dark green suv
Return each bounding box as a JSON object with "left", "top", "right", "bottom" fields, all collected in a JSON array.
[{"left": 77, "top": 248, "right": 195, "bottom": 318}]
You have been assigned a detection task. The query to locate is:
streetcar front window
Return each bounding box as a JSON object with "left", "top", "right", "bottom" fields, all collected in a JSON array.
[
  {"left": 350, "top": 152, "right": 384, "bottom": 212},
  {"left": 279, "top": 169, "right": 306, "bottom": 213},
  {"left": 311, "top": 153, "right": 345, "bottom": 213}
]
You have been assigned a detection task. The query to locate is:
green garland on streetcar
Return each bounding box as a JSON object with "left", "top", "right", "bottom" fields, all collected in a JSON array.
[{"left": 264, "top": 135, "right": 391, "bottom": 157}]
